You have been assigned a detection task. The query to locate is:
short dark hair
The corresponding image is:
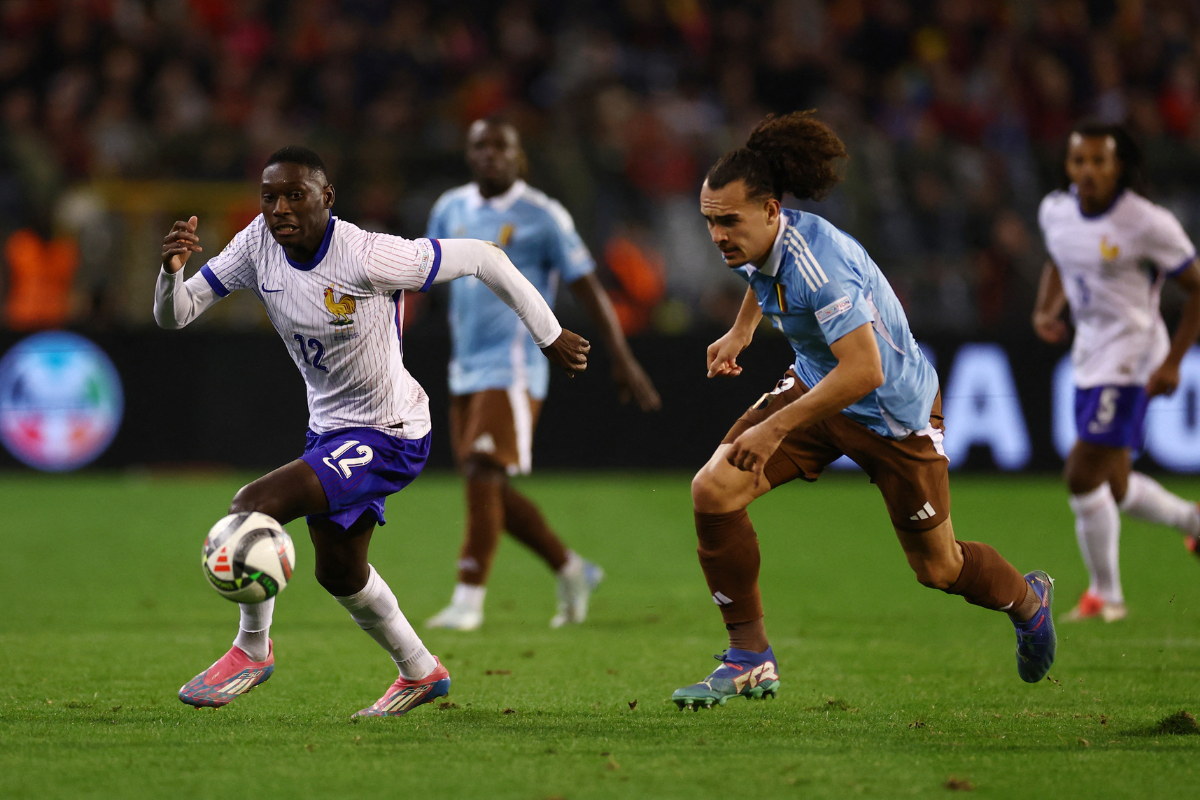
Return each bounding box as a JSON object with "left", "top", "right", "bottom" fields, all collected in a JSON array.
[
  {"left": 265, "top": 145, "right": 329, "bottom": 184},
  {"left": 1060, "top": 120, "right": 1144, "bottom": 192},
  {"left": 706, "top": 110, "right": 848, "bottom": 202}
]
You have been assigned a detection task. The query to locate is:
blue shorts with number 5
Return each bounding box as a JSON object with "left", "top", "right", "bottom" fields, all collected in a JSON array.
[
  {"left": 1075, "top": 385, "right": 1149, "bottom": 449},
  {"left": 300, "top": 427, "right": 431, "bottom": 530}
]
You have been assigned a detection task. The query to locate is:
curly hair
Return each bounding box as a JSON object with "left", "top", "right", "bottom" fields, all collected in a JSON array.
[
  {"left": 706, "top": 110, "right": 848, "bottom": 201},
  {"left": 1058, "top": 119, "right": 1144, "bottom": 193}
]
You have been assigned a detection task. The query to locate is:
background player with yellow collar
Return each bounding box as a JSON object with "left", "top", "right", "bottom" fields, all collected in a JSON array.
[{"left": 425, "top": 118, "right": 661, "bottom": 631}]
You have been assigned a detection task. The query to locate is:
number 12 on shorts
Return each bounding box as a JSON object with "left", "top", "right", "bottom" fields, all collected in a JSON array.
[{"left": 322, "top": 440, "right": 375, "bottom": 479}]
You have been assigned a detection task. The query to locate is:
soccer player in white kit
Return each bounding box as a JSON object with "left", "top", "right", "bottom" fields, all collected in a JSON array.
[
  {"left": 154, "top": 147, "right": 589, "bottom": 716},
  {"left": 1034, "top": 122, "right": 1200, "bottom": 622}
]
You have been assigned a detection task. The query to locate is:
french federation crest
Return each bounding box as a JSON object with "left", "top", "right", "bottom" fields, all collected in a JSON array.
[{"left": 324, "top": 287, "right": 356, "bottom": 326}]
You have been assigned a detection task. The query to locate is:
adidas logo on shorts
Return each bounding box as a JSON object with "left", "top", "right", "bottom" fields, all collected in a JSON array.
[{"left": 909, "top": 502, "right": 936, "bottom": 522}]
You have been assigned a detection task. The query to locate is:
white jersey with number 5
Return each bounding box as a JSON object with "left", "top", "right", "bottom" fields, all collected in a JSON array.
[{"left": 1039, "top": 188, "right": 1196, "bottom": 388}]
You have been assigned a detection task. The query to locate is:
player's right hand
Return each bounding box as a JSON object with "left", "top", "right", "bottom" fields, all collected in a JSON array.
[
  {"left": 542, "top": 329, "right": 589, "bottom": 377},
  {"left": 1032, "top": 310, "right": 1068, "bottom": 344},
  {"left": 162, "top": 216, "right": 202, "bottom": 274},
  {"left": 707, "top": 329, "right": 752, "bottom": 378}
]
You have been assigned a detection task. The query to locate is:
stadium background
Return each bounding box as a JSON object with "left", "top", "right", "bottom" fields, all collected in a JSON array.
[{"left": 2, "top": 0, "right": 1200, "bottom": 473}]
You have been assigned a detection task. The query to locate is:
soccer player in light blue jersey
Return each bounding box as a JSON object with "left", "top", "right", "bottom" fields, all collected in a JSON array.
[
  {"left": 670, "top": 112, "right": 1056, "bottom": 709},
  {"left": 425, "top": 119, "right": 660, "bottom": 631}
]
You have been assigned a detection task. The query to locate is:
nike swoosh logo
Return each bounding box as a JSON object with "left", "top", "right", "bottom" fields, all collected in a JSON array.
[{"left": 262, "top": 283, "right": 283, "bottom": 293}]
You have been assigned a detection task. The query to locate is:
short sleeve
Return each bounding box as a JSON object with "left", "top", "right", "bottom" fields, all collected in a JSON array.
[
  {"left": 364, "top": 233, "right": 442, "bottom": 293},
  {"left": 1036, "top": 194, "right": 1054, "bottom": 237},
  {"left": 541, "top": 201, "right": 595, "bottom": 282},
  {"left": 788, "top": 235, "right": 872, "bottom": 346},
  {"left": 1141, "top": 204, "right": 1196, "bottom": 275},
  {"left": 198, "top": 217, "right": 262, "bottom": 297}
]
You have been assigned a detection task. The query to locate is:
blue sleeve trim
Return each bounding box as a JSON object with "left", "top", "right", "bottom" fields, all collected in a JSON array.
[
  {"left": 200, "top": 264, "right": 230, "bottom": 297},
  {"left": 1169, "top": 254, "right": 1196, "bottom": 276},
  {"left": 420, "top": 239, "right": 442, "bottom": 292}
]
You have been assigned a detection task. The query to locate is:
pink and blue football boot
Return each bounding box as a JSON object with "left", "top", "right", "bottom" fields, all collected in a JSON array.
[
  {"left": 179, "top": 641, "right": 275, "bottom": 708},
  {"left": 672, "top": 646, "right": 780, "bottom": 710},
  {"left": 1014, "top": 571, "right": 1056, "bottom": 683},
  {"left": 352, "top": 657, "right": 451, "bottom": 718}
]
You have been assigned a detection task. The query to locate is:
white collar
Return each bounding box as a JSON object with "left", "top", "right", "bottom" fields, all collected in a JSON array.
[
  {"left": 750, "top": 214, "right": 789, "bottom": 278},
  {"left": 467, "top": 179, "right": 527, "bottom": 213}
]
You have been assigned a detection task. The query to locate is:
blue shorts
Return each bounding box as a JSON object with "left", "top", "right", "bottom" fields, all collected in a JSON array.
[
  {"left": 1075, "top": 385, "right": 1149, "bottom": 449},
  {"left": 300, "top": 427, "right": 431, "bottom": 530}
]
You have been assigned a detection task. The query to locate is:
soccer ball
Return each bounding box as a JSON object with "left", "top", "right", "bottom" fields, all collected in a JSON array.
[{"left": 202, "top": 512, "right": 296, "bottom": 603}]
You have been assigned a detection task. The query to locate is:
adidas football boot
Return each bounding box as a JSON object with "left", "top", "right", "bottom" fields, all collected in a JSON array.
[
  {"left": 179, "top": 641, "right": 274, "bottom": 708},
  {"left": 550, "top": 558, "right": 604, "bottom": 628},
  {"left": 352, "top": 657, "right": 451, "bottom": 718},
  {"left": 671, "top": 647, "right": 780, "bottom": 710},
  {"left": 1014, "top": 571, "right": 1057, "bottom": 683}
]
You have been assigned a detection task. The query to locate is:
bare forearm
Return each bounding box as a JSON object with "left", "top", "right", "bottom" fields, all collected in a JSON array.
[
  {"left": 733, "top": 286, "right": 763, "bottom": 338},
  {"left": 1167, "top": 291, "right": 1200, "bottom": 367},
  {"left": 569, "top": 273, "right": 634, "bottom": 359},
  {"left": 1033, "top": 261, "right": 1066, "bottom": 319}
]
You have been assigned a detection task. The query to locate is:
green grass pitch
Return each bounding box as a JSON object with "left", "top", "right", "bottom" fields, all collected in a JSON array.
[{"left": 2, "top": 471, "right": 1200, "bottom": 798}]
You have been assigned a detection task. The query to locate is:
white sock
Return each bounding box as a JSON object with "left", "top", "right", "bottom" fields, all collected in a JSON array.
[
  {"left": 451, "top": 583, "right": 486, "bottom": 612},
  {"left": 233, "top": 597, "right": 274, "bottom": 662},
  {"left": 1120, "top": 472, "right": 1200, "bottom": 535},
  {"left": 336, "top": 565, "right": 436, "bottom": 680},
  {"left": 557, "top": 550, "right": 583, "bottom": 579},
  {"left": 1069, "top": 484, "right": 1123, "bottom": 605}
]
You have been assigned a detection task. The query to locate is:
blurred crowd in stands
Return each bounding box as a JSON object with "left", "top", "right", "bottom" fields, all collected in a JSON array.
[{"left": 2, "top": 0, "right": 1199, "bottom": 336}]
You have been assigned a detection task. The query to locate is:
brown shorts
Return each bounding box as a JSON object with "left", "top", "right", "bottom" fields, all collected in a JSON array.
[
  {"left": 722, "top": 369, "right": 950, "bottom": 532},
  {"left": 449, "top": 389, "right": 543, "bottom": 475}
]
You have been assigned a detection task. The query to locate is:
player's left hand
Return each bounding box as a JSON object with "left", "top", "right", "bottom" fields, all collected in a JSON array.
[
  {"left": 726, "top": 422, "right": 785, "bottom": 486},
  {"left": 1147, "top": 361, "right": 1181, "bottom": 398},
  {"left": 612, "top": 356, "right": 661, "bottom": 411},
  {"left": 542, "top": 329, "right": 590, "bottom": 376}
]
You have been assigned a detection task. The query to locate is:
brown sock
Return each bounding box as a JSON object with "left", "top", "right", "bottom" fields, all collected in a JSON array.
[
  {"left": 945, "top": 541, "right": 1029, "bottom": 613},
  {"left": 456, "top": 476, "right": 505, "bottom": 585},
  {"left": 502, "top": 484, "right": 568, "bottom": 571},
  {"left": 694, "top": 509, "right": 766, "bottom": 649}
]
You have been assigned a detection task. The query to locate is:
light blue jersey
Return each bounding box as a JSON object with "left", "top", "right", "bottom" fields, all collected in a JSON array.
[
  {"left": 733, "top": 208, "right": 938, "bottom": 439},
  {"left": 427, "top": 180, "right": 595, "bottom": 399}
]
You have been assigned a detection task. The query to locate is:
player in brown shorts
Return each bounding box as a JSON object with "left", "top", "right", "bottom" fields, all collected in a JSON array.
[
  {"left": 425, "top": 119, "right": 660, "bottom": 630},
  {"left": 671, "top": 111, "right": 1057, "bottom": 709}
]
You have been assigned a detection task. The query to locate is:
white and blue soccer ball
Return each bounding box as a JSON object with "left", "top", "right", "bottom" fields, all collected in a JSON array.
[{"left": 202, "top": 512, "right": 296, "bottom": 603}]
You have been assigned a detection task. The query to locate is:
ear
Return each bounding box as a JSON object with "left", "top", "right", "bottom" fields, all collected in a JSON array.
[
  {"left": 764, "top": 196, "right": 781, "bottom": 223},
  {"left": 323, "top": 185, "right": 336, "bottom": 209}
]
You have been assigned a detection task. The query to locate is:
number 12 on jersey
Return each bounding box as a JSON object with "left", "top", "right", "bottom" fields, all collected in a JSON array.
[{"left": 293, "top": 334, "right": 329, "bottom": 372}]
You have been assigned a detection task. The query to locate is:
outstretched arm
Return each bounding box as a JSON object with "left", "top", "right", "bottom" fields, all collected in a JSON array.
[
  {"left": 725, "top": 322, "right": 884, "bottom": 482},
  {"left": 568, "top": 273, "right": 660, "bottom": 410},
  {"left": 154, "top": 216, "right": 220, "bottom": 329},
  {"left": 1032, "top": 260, "right": 1069, "bottom": 344},
  {"left": 1148, "top": 260, "right": 1200, "bottom": 397},
  {"left": 707, "top": 286, "right": 763, "bottom": 378},
  {"left": 433, "top": 239, "right": 589, "bottom": 376}
]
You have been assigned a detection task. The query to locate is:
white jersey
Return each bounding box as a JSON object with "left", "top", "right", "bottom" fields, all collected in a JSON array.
[
  {"left": 1039, "top": 188, "right": 1196, "bottom": 387},
  {"left": 153, "top": 215, "right": 561, "bottom": 439}
]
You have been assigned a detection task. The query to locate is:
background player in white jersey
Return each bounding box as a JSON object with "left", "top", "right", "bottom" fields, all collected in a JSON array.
[
  {"left": 424, "top": 119, "right": 661, "bottom": 631},
  {"left": 1034, "top": 122, "right": 1200, "bottom": 622},
  {"left": 154, "top": 146, "right": 589, "bottom": 716}
]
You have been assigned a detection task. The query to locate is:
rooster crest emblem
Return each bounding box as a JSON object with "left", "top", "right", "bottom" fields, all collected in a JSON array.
[
  {"left": 1100, "top": 236, "right": 1120, "bottom": 261},
  {"left": 324, "top": 287, "right": 357, "bottom": 326}
]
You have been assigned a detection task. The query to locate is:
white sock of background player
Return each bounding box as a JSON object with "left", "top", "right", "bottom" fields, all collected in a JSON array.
[
  {"left": 336, "top": 564, "right": 437, "bottom": 680},
  {"left": 1120, "top": 472, "right": 1200, "bottom": 535},
  {"left": 233, "top": 597, "right": 274, "bottom": 662},
  {"left": 1069, "top": 483, "right": 1123, "bottom": 605}
]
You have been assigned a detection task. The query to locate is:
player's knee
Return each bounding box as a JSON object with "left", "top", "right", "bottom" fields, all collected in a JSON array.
[
  {"left": 463, "top": 454, "right": 507, "bottom": 483},
  {"left": 691, "top": 464, "right": 739, "bottom": 514},
  {"left": 229, "top": 483, "right": 270, "bottom": 515}
]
